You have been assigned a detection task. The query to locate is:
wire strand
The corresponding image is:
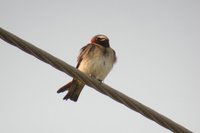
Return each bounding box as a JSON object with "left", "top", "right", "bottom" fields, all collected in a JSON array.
[{"left": 0, "top": 27, "right": 192, "bottom": 133}]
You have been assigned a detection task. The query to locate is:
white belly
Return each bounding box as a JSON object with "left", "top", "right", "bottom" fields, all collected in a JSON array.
[{"left": 78, "top": 53, "right": 114, "bottom": 80}]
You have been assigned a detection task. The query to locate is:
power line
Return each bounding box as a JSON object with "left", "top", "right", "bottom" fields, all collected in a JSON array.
[{"left": 0, "top": 27, "right": 192, "bottom": 133}]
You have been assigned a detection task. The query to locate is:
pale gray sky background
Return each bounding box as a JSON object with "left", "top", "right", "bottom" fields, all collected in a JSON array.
[{"left": 0, "top": 0, "right": 200, "bottom": 132}]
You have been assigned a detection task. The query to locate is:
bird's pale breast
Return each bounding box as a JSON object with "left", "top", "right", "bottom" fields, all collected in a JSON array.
[{"left": 78, "top": 46, "right": 115, "bottom": 80}]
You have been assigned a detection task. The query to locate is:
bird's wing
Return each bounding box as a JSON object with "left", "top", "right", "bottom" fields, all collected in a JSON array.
[
  {"left": 112, "top": 49, "right": 117, "bottom": 63},
  {"left": 76, "top": 43, "right": 95, "bottom": 68}
]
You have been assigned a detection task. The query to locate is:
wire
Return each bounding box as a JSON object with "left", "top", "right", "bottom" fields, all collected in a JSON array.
[{"left": 0, "top": 27, "right": 192, "bottom": 133}]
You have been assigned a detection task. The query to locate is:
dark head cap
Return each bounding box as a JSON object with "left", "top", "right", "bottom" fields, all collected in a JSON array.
[{"left": 91, "top": 34, "right": 110, "bottom": 48}]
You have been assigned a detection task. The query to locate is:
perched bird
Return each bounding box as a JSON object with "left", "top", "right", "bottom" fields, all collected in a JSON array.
[{"left": 57, "top": 34, "right": 117, "bottom": 102}]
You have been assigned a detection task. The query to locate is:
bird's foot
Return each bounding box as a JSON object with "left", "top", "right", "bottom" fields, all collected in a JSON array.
[{"left": 89, "top": 74, "right": 103, "bottom": 84}]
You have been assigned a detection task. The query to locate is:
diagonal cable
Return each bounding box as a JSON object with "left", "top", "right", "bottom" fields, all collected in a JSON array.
[{"left": 0, "top": 27, "right": 192, "bottom": 133}]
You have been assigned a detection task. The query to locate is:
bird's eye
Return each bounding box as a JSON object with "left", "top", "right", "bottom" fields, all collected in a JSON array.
[{"left": 95, "top": 37, "right": 100, "bottom": 42}]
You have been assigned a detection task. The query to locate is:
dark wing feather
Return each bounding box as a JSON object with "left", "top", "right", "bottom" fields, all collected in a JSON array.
[
  {"left": 76, "top": 43, "right": 95, "bottom": 68},
  {"left": 112, "top": 49, "right": 117, "bottom": 63}
]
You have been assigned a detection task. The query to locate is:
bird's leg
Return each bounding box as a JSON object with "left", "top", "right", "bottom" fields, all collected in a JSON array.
[
  {"left": 97, "top": 79, "right": 102, "bottom": 82},
  {"left": 89, "top": 74, "right": 102, "bottom": 84},
  {"left": 97, "top": 79, "right": 103, "bottom": 84}
]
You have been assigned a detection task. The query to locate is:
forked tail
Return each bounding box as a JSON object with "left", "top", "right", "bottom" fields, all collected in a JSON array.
[{"left": 57, "top": 79, "right": 85, "bottom": 102}]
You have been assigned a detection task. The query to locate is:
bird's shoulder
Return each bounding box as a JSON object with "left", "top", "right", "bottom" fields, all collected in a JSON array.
[{"left": 76, "top": 43, "right": 95, "bottom": 68}]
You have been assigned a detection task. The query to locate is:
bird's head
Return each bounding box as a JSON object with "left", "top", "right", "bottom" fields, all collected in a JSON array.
[{"left": 91, "top": 34, "right": 110, "bottom": 48}]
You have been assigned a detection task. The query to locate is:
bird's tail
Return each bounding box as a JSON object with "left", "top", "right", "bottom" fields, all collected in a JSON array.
[{"left": 57, "top": 79, "right": 85, "bottom": 102}]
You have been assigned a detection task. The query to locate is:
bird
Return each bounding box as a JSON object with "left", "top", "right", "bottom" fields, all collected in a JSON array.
[{"left": 57, "top": 34, "right": 117, "bottom": 102}]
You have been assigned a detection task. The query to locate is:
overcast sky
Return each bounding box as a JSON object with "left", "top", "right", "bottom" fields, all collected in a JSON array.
[{"left": 0, "top": 0, "right": 200, "bottom": 132}]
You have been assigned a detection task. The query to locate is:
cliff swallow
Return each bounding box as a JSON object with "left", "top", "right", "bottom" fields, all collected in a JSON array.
[{"left": 57, "top": 34, "right": 117, "bottom": 102}]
